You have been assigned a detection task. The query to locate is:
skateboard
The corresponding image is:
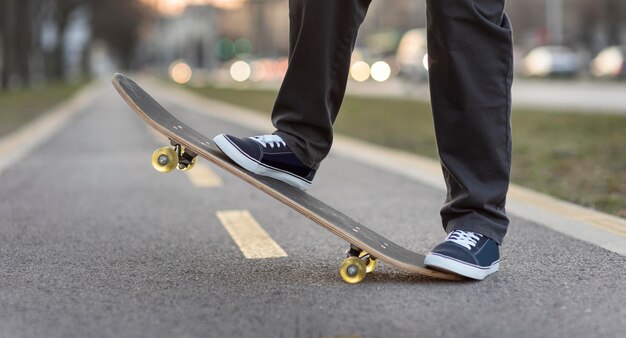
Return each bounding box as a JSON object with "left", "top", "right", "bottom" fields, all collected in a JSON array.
[{"left": 112, "top": 73, "right": 462, "bottom": 283}]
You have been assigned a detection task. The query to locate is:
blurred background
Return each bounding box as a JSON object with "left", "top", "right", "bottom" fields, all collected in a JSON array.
[
  {"left": 1, "top": 0, "right": 626, "bottom": 87},
  {"left": 1, "top": 0, "right": 625, "bottom": 217}
]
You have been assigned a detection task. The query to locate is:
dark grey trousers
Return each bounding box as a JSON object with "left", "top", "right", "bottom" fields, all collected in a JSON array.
[{"left": 273, "top": 0, "right": 513, "bottom": 244}]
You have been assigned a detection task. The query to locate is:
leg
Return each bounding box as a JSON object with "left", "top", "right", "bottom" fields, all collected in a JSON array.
[
  {"left": 424, "top": 0, "right": 512, "bottom": 280},
  {"left": 427, "top": 0, "right": 513, "bottom": 244},
  {"left": 273, "top": 0, "right": 372, "bottom": 170},
  {"left": 213, "top": 0, "right": 371, "bottom": 190}
]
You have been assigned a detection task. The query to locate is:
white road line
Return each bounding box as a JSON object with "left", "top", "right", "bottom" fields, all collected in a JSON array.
[
  {"left": 0, "top": 83, "right": 99, "bottom": 176},
  {"left": 216, "top": 210, "right": 287, "bottom": 259},
  {"left": 146, "top": 126, "right": 223, "bottom": 188}
]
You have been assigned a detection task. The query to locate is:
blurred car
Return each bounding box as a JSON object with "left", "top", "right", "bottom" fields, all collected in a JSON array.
[
  {"left": 395, "top": 28, "right": 429, "bottom": 81},
  {"left": 590, "top": 46, "right": 626, "bottom": 79},
  {"left": 522, "top": 46, "right": 581, "bottom": 77}
]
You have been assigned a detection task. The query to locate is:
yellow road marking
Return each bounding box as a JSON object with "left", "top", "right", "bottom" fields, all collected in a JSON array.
[
  {"left": 146, "top": 126, "right": 222, "bottom": 187},
  {"left": 185, "top": 162, "right": 223, "bottom": 187},
  {"left": 216, "top": 210, "right": 287, "bottom": 259}
]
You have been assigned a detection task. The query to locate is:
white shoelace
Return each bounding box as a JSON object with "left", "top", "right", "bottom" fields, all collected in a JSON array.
[
  {"left": 446, "top": 230, "right": 483, "bottom": 250},
  {"left": 249, "top": 135, "right": 287, "bottom": 148}
]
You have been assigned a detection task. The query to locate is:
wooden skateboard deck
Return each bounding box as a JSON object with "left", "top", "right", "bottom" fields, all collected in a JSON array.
[{"left": 112, "top": 73, "right": 461, "bottom": 283}]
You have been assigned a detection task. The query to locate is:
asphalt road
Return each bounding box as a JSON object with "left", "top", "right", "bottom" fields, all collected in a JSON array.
[{"left": 1, "top": 81, "right": 625, "bottom": 338}]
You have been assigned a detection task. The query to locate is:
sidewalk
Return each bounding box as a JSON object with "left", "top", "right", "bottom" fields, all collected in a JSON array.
[
  {"left": 346, "top": 78, "right": 626, "bottom": 115},
  {"left": 213, "top": 76, "right": 626, "bottom": 115}
]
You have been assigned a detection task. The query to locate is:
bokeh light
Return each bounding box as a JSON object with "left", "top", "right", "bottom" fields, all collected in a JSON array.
[
  {"left": 234, "top": 38, "right": 253, "bottom": 57},
  {"left": 211, "top": 0, "right": 244, "bottom": 10},
  {"left": 141, "top": 0, "right": 245, "bottom": 15},
  {"left": 249, "top": 61, "right": 267, "bottom": 82},
  {"left": 370, "top": 61, "right": 391, "bottom": 82},
  {"left": 230, "top": 61, "right": 251, "bottom": 82},
  {"left": 524, "top": 48, "right": 553, "bottom": 77},
  {"left": 350, "top": 61, "right": 370, "bottom": 82},
  {"left": 423, "top": 53, "right": 430, "bottom": 71},
  {"left": 215, "top": 38, "right": 235, "bottom": 60},
  {"left": 169, "top": 60, "right": 192, "bottom": 84},
  {"left": 591, "top": 47, "right": 624, "bottom": 77}
]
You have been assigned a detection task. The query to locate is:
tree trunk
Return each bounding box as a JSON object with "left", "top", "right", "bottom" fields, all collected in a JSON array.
[
  {"left": 1, "top": 0, "right": 15, "bottom": 90},
  {"left": 15, "top": 0, "right": 32, "bottom": 86},
  {"left": 51, "top": 11, "right": 68, "bottom": 81},
  {"left": 606, "top": 0, "right": 622, "bottom": 45}
]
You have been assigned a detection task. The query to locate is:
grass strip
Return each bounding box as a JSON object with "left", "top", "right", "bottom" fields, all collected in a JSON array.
[
  {"left": 187, "top": 85, "right": 626, "bottom": 218},
  {"left": 0, "top": 80, "right": 88, "bottom": 137}
]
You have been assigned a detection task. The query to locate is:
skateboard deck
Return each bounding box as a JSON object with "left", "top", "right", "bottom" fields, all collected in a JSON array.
[{"left": 112, "top": 73, "right": 461, "bottom": 283}]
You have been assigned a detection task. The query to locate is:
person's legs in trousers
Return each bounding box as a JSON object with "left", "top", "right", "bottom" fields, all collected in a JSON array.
[
  {"left": 214, "top": 0, "right": 514, "bottom": 280},
  {"left": 424, "top": 0, "right": 514, "bottom": 279},
  {"left": 272, "top": 0, "right": 372, "bottom": 170},
  {"left": 213, "top": 0, "right": 371, "bottom": 190}
]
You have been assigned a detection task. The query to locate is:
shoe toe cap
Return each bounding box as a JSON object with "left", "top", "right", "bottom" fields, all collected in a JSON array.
[
  {"left": 429, "top": 242, "right": 479, "bottom": 265},
  {"left": 222, "top": 134, "right": 262, "bottom": 159}
]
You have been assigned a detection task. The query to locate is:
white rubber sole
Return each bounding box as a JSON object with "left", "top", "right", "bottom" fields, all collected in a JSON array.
[
  {"left": 424, "top": 253, "right": 499, "bottom": 280},
  {"left": 213, "top": 134, "right": 312, "bottom": 191}
]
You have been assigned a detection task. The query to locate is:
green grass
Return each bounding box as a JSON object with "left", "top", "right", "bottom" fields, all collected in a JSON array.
[
  {"left": 0, "top": 80, "right": 88, "bottom": 137},
  {"left": 187, "top": 85, "right": 626, "bottom": 218}
]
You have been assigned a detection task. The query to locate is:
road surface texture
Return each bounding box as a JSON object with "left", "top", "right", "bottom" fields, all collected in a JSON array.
[{"left": 0, "top": 80, "right": 625, "bottom": 338}]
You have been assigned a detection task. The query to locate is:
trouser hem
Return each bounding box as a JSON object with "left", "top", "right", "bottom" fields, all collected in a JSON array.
[
  {"left": 274, "top": 130, "right": 323, "bottom": 170},
  {"left": 445, "top": 218, "right": 507, "bottom": 246}
]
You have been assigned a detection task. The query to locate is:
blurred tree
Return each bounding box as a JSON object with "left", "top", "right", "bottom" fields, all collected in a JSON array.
[
  {"left": 2, "top": 0, "right": 625, "bottom": 92},
  {"left": 15, "top": 1, "right": 31, "bottom": 85},
  {"left": 1, "top": 0, "right": 8, "bottom": 89},
  {"left": 0, "top": 0, "right": 84, "bottom": 90},
  {"left": 0, "top": 0, "right": 151, "bottom": 91},
  {"left": 605, "top": 0, "right": 623, "bottom": 45},
  {"left": 90, "top": 0, "right": 153, "bottom": 70},
  {"left": 0, "top": 0, "right": 44, "bottom": 90},
  {"left": 48, "top": 0, "right": 84, "bottom": 80},
  {"left": 0, "top": 0, "right": 16, "bottom": 90}
]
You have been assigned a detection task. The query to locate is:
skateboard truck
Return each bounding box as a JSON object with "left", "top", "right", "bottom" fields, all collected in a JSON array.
[
  {"left": 150, "top": 140, "right": 197, "bottom": 173},
  {"left": 339, "top": 244, "right": 378, "bottom": 284}
]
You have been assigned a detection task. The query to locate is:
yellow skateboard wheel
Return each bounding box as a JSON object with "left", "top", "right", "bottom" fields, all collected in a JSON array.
[
  {"left": 339, "top": 256, "right": 367, "bottom": 284},
  {"left": 151, "top": 147, "right": 178, "bottom": 173},
  {"left": 359, "top": 251, "right": 378, "bottom": 273}
]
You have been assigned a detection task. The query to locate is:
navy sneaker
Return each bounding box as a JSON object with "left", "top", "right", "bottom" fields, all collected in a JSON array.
[
  {"left": 424, "top": 230, "right": 500, "bottom": 280},
  {"left": 213, "top": 134, "right": 316, "bottom": 190}
]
